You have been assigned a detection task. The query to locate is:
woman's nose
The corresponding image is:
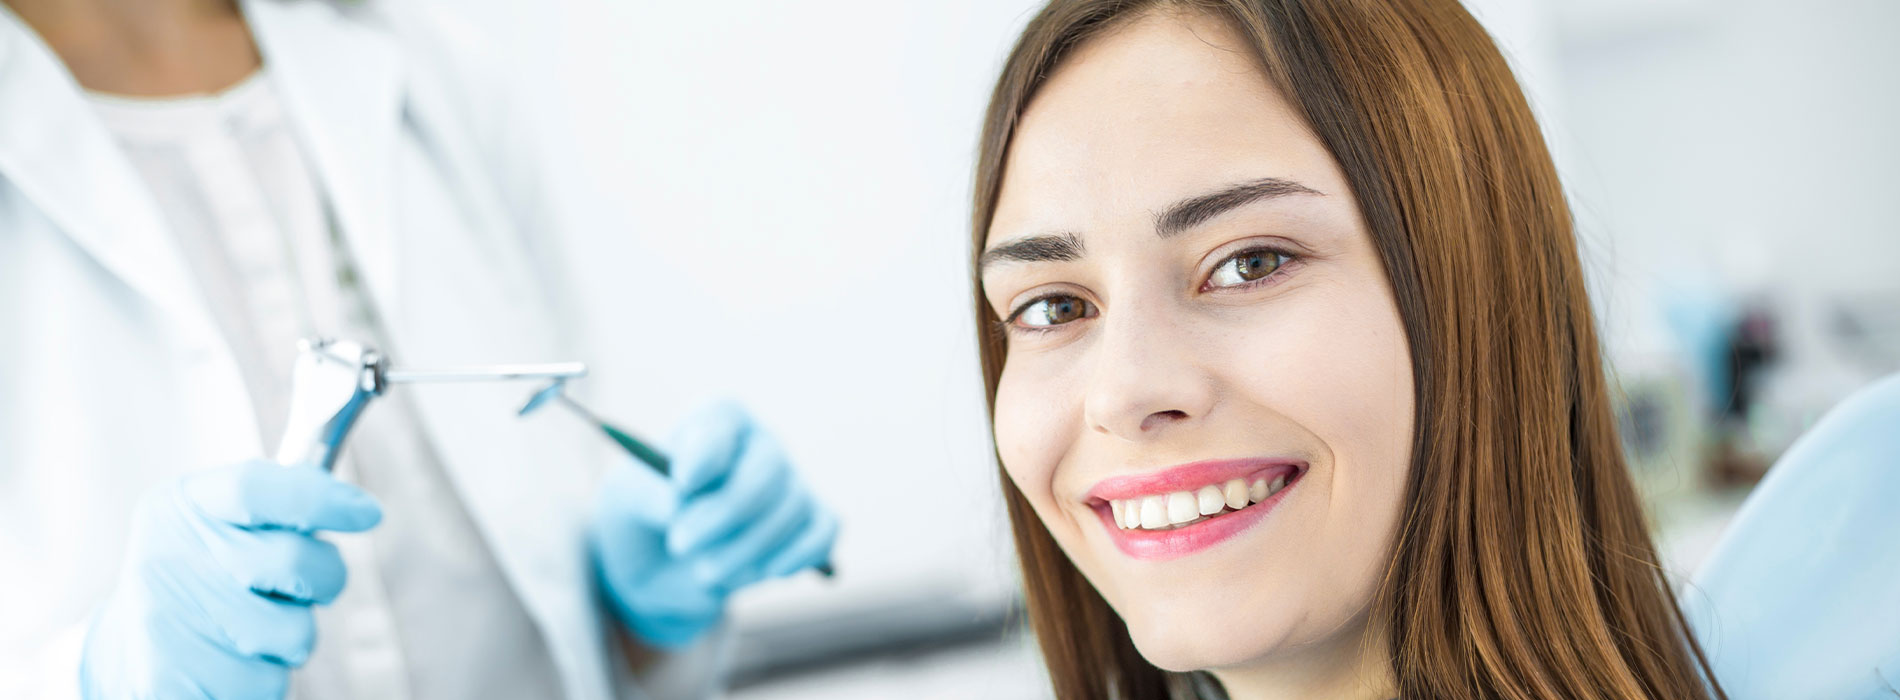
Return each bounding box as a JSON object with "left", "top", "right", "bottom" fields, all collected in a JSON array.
[{"left": 1080, "top": 303, "right": 1218, "bottom": 442}]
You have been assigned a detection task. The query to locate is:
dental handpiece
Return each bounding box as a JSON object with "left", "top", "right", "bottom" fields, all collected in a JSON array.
[{"left": 274, "top": 337, "right": 587, "bottom": 471}]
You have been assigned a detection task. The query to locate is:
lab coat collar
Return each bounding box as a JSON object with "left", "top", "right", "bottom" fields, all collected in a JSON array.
[
  {"left": 240, "top": 0, "right": 405, "bottom": 320},
  {"left": 0, "top": 8, "right": 211, "bottom": 332}
]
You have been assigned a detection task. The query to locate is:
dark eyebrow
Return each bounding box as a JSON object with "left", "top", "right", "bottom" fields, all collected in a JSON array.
[
  {"left": 1155, "top": 177, "right": 1323, "bottom": 238},
  {"left": 978, "top": 232, "right": 1085, "bottom": 273}
]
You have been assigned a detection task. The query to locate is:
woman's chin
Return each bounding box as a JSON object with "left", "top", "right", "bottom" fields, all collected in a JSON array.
[{"left": 1122, "top": 609, "right": 1297, "bottom": 673}]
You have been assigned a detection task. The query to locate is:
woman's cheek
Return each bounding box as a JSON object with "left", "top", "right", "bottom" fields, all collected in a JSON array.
[
  {"left": 1221, "top": 302, "right": 1338, "bottom": 408},
  {"left": 1304, "top": 286, "right": 1413, "bottom": 478},
  {"left": 1265, "top": 285, "right": 1413, "bottom": 567},
  {"left": 992, "top": 359, "right": 1069, "bottom": 503}
]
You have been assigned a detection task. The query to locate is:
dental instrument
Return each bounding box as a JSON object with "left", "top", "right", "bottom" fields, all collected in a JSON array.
[
  {"left": 276, "top": 337, "right": 587, "bottom": 471},
  {"left": 519, "top": 379, "right": 671, "bottom": 474},
  {"left": 518, "top": 380, "right": 836, "bottom": 578}
]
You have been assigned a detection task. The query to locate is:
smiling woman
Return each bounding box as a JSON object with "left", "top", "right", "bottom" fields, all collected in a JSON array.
[{"left": 969, "top": 2, "right": 1724, "bottom": 700}]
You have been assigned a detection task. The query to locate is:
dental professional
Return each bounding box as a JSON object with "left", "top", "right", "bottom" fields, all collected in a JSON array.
[{"left": 0, "top": 0, "right": 837, "bottom": 698}]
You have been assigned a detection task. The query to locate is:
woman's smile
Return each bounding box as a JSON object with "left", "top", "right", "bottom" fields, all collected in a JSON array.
[{"left": 1084, "top": 458, "right": 1308, "bottom": 560}]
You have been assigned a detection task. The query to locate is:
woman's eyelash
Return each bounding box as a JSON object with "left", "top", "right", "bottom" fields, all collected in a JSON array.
[{"left": 995, "top": 318, "right": 1058, "bottom": 337}]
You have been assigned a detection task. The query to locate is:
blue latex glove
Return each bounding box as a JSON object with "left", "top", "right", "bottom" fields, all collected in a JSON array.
[
  {"left": 80, "top": 461, "right": 383, "bottom": 699},
  {"left": 592, "top": 401, "right": 839, "bottom": 648}
]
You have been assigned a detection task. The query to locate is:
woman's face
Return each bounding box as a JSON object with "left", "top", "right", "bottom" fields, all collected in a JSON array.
[{"left": 982, "top": 12, "right": 1415, "bottom": 674}]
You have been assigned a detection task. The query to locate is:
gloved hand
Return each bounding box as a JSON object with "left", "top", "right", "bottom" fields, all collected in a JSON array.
[
  {"left": 81, "top": 460, "right": 383, "bottom": 699},
  {"left": 592, "top": 401, "right": 839, "bottom": 648}
]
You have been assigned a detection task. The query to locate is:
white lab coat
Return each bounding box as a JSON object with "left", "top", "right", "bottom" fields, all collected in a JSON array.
[{"left": 0, "top": 1, "right": 715, "bottom": 697}]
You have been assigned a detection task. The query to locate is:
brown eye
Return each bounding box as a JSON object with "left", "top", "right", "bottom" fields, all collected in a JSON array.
[
  {"left": 1209, "top": 248, "right": 1287, "bottom": 288},
  {"left": 1012, "top": 295, "right": 1094, "bottom": 329}
]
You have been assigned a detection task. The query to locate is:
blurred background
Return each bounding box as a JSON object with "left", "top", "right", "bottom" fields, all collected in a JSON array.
[{"left": 447, "top": 0, "right": 1900, "bottom": 697}]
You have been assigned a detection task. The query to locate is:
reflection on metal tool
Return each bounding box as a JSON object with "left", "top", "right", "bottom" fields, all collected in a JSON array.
[{"left": 275, "top": 337, "right": 587, "bottom": 471}]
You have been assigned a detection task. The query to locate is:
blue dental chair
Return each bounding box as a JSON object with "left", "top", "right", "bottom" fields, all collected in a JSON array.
[{"left": 1683, "top": 372, "right": 1900, "bottom": 699}]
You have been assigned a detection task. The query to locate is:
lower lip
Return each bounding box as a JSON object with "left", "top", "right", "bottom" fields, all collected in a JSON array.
[{"left": 1094, "top": 473, "right": 1301, "bottom": 561}]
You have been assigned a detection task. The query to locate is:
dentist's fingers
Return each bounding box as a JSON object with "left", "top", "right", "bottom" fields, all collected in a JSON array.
[
  {"left": 164, "top": 633, "right": 292, "bottom": 700},
  {"left": 184, "top": 461, "right": 383, "bottom": 533},
  {"left": 205, "top": 528, "right": 349, "bottom": 606},
  {"left": 596, "top": 456, "right": 680, "bottom": 527},
  {"left": 666, "top": 401, "right": 752, "bottom": 498},
  {"left": 688, "top": 486, "right": 815, "bottom": 590},
  {"left": 666, "top": 435, "right": 789, "bottom": 556},
  {"left": 171, "top": 563, "right": 320, "bottom": 668},
  {"left": 760, "top": 506, "right": 839, "bottom": 580},
  {"left": 214, "top": 595, "right": 319, "bottom": 668}
]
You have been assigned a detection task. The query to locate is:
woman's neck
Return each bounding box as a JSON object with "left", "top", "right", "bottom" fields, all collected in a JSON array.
[
  {"left": 4, "top": 0, "right": 259, "bottom": 96},
  {"left": 1205, "top": 617, "right": 1398, "bottom": 700}
]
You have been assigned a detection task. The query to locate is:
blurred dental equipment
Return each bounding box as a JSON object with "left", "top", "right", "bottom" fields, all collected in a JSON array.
[{"left": 276, "top": 337, "right": 587, "bottom": 471}]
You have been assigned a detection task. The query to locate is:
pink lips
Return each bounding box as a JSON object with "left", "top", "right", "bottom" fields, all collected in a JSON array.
[{"left": 1086, "top": 458, "right": 1305, "bottom": 561}]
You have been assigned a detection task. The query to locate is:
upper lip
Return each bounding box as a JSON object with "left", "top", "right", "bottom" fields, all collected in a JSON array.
[{"left": 1083, "top": 458, "right": 1306, "bottom": 503}]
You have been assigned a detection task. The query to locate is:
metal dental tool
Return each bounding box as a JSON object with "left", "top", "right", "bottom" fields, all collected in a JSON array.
[
  {"left": 275, "top": 337, "right": 588, "bottom": 471},
  {"left": 519, "top": 379, "right": 672, "bottom": 475},
  {"left": 517, "top": 379, "right": 836, "bottom": 578}
]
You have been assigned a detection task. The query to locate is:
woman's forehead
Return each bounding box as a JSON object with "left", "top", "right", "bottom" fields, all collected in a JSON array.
[{"left": 988, "top": 12, "right": 1342, "bottom": 248}]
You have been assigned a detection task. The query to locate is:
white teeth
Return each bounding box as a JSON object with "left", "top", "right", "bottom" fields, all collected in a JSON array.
[
  {"left": 1139, "top": 496, "right": 1168, "bottom": 529},
  {"left": 1110, "top": 473, "right": 1297, "bottom": 531},
  {"left": 1223, "top": 479, "right": 1249, "bottom": 510},
  {"left": 1166, "top": 492, "right": 1198, "bottom": 524},
  {"left": 1195, "top": 485, "right": 1225, "bottom": 516}
]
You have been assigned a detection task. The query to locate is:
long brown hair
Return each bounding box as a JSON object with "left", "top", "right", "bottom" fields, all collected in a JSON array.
[{"left": 970, "top": 2, "right": 1724, "bottom": 698}]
